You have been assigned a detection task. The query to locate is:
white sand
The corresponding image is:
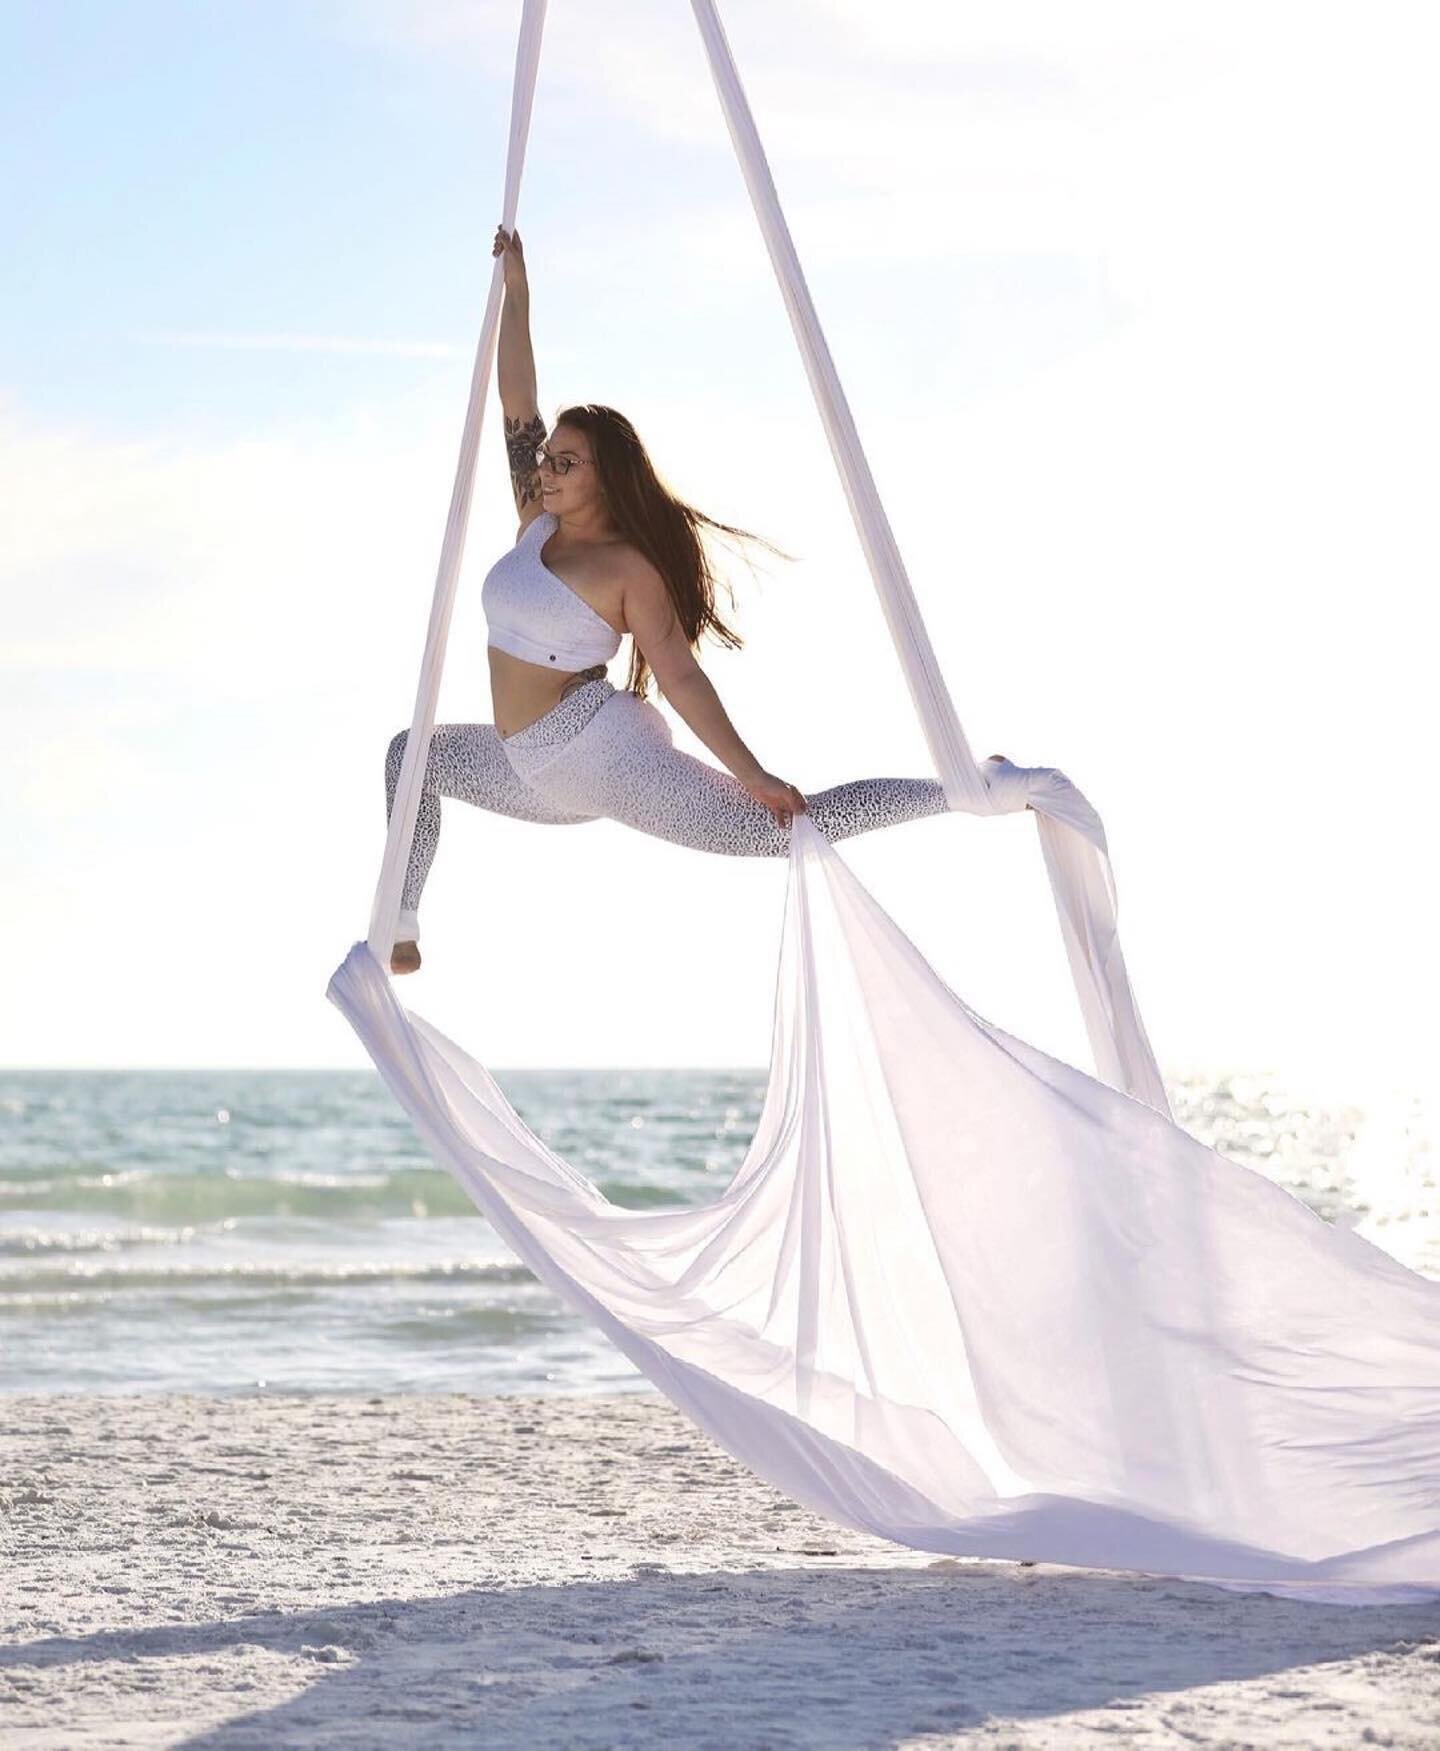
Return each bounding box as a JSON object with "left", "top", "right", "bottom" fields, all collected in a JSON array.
[{"left": 3, "top": 1391, "right": 1439, "bottom": 1748}]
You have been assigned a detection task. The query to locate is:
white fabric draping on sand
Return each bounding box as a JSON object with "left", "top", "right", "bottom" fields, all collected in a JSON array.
[
  {"left": 330, "top": 815, "right": 1440, "bottom": 1604},
  {"left": 333, "top": 0, "right": 1440, "bottom": 1603}
]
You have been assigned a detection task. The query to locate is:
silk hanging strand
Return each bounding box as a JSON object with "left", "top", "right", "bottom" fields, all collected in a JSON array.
[
  {"left": 688, "top": 0, "right": 1168, "bottom": 1109},
  {"left": 365, "top": 0, "right": 549, "bottom": 962}
]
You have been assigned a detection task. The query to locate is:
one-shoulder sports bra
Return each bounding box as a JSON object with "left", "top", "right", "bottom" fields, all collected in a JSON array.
[{"left": 480, "top": 510, "right": 624, "bottom": 671}]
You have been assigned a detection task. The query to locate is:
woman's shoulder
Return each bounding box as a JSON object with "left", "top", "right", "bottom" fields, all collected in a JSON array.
[
  {"left": 513, "top": 504, "right": 552, "bottom": 545},
  {"left": 608, "top": 537, "right": 665, "bottom": 594}
]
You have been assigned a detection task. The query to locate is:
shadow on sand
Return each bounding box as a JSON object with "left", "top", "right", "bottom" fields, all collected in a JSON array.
[{"left": 6, "top": 1562, "right": 1439, "bottom": 1746}]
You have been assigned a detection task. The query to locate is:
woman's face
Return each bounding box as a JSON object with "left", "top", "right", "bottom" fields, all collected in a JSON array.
[{"left": 538, "top": 424, "right": 604, "bottom": 518}]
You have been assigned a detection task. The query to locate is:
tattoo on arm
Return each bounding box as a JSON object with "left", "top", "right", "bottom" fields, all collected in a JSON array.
[{"left": 505, "top": 413, "right": 547, "bottom": 510}]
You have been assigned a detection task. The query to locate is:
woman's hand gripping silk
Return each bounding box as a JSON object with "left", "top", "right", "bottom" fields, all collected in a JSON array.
[{"left": 744, "top": 769, "right": 809, "bottom": 828}]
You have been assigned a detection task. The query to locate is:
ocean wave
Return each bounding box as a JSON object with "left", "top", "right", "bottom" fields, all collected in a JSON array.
[
  {"left": 0, "top": 1165, "right": 481, "bottom": 1221},
  {"left": 0, "top": 1225, "right": 197, "bottom": 1256},
  {"left": 0, "top": 1257, "right": 537, "bottom": 1296}
]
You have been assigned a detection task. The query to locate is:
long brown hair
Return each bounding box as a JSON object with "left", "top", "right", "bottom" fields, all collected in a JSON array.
[{"left": 552, "top": 403, "right": 793, "bottom": 700}]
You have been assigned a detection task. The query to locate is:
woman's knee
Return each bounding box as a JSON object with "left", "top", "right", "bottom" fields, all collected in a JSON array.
[{"left": 387, "top": 727, "right": 433, "bottom": 786}]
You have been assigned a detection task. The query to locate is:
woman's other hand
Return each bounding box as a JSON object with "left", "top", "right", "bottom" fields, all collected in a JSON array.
[
  {"left": 492, "top": 225, "right": 528, "bottom": 294},
  {"left": 744, "top": 770, "right": 808, "bottom": 828}
]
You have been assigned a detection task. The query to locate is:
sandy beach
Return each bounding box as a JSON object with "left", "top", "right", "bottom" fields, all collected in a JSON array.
[{"left": 2, "top": 1391, "right": 1438, "bottom": 1747}]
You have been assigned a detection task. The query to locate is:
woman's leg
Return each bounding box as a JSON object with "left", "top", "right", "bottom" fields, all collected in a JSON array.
[
  {"left": 598, "top": 723, "right": 946, "bottom": 857},
  {"left": 385, "top": 722, "right": 598, "bottom": 941}
]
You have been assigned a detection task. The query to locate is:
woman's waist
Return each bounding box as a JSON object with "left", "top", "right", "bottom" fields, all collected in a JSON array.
[
  {"left": 490, "top": 653, "right": 611, "bottom": 740},
  {"left": 498, "top": 668, "right": 615, "bottom": 755}
]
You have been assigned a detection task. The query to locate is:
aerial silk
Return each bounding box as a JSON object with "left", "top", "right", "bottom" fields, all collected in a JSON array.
[{"left": 328, "top": 0, "right": 1440, "bottom": 1605}]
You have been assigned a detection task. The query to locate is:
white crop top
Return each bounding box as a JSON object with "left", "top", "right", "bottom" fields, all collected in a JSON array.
[{"left": 480, "top": 511, "right": 624, "bottom": 671}]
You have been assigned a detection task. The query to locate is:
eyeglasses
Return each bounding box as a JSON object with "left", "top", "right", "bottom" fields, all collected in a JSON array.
[{"left": 535, "top": 445, "right": 597, "bottom": 477}]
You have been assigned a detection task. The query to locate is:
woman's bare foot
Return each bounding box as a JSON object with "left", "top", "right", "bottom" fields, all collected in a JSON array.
[{"left": 390, "top": 941, "right": 421, "bottom": 975}]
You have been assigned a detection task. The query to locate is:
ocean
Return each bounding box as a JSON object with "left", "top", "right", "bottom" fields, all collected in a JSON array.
[{"left": 2, "top": 1067, "right": 1434, "bottom": 1398}]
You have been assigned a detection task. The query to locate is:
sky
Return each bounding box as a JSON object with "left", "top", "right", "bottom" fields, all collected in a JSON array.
[{"left": 2, "top": 0, "right": 1436, "bottom": 1093}]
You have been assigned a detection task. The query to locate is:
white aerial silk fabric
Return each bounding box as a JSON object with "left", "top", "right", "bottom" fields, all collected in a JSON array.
[
  {"left": 363, "top": 0, "right": 1166, "bottom": 1117},
  {"left": 329, "top": 815, "right": 1440, "bottom": 1604},
  {"left": 333, "top": 0, "right": 1440, "bottom": 1603}
]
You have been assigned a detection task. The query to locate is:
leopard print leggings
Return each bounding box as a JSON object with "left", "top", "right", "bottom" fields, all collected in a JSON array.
[{"left": 385, "top": 677, "right": 948, "bottom": 943}]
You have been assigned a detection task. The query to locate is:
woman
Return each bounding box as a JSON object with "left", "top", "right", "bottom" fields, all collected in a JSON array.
[{"left": 386, "top": 225, "right": 1009, "bottom": 975}]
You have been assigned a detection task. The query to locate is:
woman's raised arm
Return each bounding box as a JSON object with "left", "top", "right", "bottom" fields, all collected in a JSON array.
[{"left": 493, "top": 225, "right": 546, "bottom": 519}]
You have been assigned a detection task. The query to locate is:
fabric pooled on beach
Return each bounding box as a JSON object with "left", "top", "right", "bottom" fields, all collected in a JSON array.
[{"left": 329, "top": 814, "right": 1440, "bottom": 1606}]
